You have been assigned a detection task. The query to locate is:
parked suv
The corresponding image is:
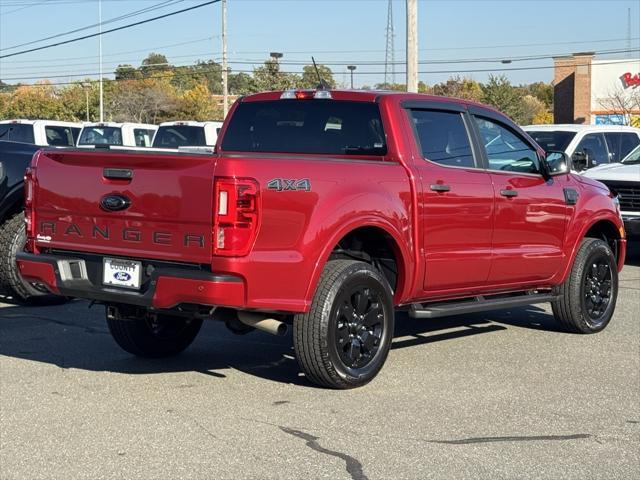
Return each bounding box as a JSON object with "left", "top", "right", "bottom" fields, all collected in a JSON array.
[{"left": 523, "top": 124, "right": 640, "bottom": 172}]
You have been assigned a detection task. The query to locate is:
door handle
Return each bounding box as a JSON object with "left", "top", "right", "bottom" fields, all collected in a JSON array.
[
  {"left": 500, "top": 189, "right": 518, "bottom": 197},
  {"left": 430, "top": 184, "right": 451, "bottom": 192}
]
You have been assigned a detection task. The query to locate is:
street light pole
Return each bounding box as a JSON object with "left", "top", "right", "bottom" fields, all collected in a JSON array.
[
  {"left": 98, "top": 0, "right": 104, "bottom": 121},
  {"left": 347, "top": 65, "right": 356, "bottom": 89}
]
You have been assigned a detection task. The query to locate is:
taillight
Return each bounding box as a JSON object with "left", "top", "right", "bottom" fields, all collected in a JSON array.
[
  {"left": 24, "top": 167, "right": 36, "bottom": 252},
  {"left": 213, "top": 177, "right": 260, "bottom": 256}
]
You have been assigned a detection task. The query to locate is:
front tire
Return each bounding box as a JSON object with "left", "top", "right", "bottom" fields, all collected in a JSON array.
[
  {"left": 552, "top": 238, "right": 618, "bottom": 333},
  {"left": 293, "top": 260, "right": 395, "bottom": 389},
  {"left": 107, "top": 308, "right": 203, "bottom": 358}
]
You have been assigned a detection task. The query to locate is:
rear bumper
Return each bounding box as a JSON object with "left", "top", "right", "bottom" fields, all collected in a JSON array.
[
  {"left": 16, "top": 252, "right": 245, "bottom": 310},
  {"left": 622, "top": 214, "right": 640, "bottom": 239}
]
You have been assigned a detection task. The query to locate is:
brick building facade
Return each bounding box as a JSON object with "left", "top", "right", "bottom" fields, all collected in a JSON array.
[{"left": 553, "top": 53, "right": 640, "bottom": 126}]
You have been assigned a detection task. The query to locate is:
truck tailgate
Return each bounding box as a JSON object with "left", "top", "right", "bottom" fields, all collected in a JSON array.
[{"left": 32, "top": 149, "right": 215, "bottom": 264}]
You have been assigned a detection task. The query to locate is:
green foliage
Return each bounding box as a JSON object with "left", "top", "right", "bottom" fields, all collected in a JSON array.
[
  {"left": 481, "top": 75, "right": 527, "bottom": 123},
  {"left": 300, "top": 65, "right": 336, "bottom": 89},
  {"left": 252, "top": 60, "right": 300, "bottom": 92},
  {"left": 431, "top": 75, "right": 483, "bottom": 101},
  {"left": 228, "top": 72, "right": 256, "bottom": 95}
]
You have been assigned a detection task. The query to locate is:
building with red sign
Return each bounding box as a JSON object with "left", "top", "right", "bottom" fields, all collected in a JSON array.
[{"left": 553, "top": 53, "right": 640, "bottom": 126}]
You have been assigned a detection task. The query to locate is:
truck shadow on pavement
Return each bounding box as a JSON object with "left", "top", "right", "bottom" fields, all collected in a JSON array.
[{"left": 0, "top": 299, "right": 567, "bottom": 388}]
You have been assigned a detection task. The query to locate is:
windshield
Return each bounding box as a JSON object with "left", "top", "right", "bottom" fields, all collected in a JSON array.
[
  {"left": 78, "top": 126, "right": 123, "bottom": 146},
  {"left": 526, "top": 130, "right": 576, "bottom": 152},
  {"left": 221, "top": 100, "right": 387, "bottom": 156},
  {"left": 622, "top": 145, "right": 640, "bottom": 164},
  {"left": 152, "top": 126, "right": 206, "bottom": 148}
]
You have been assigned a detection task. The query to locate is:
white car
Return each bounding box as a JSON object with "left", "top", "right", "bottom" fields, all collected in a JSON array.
[
  {"left": 77, "top": 122, "right": 158, "bottom": 148},
  {"left": 523, "top": 124, "right": 640, "bottom": 171},
  {"left": 584, "top": 145, "right": 640, "bottom": 239},
  {"left": 152, "top": 121, "right": 222, "bottom": 148},
  {"left": 0, "top": 119, "right": 81, "bottom": 146}
]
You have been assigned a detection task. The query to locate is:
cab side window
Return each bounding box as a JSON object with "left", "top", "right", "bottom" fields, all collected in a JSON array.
[
  {"left": 409, "top": 109, "right": 476, "bottom": 168},
  {"left": 473, "top": 116, "right": 540, "bottom": 174},
  {"left": 575, "top": 133, "right": 608, "bottom": 165},
  {"left": 604, "top": 132, "right": 640, "bottom": 162}
]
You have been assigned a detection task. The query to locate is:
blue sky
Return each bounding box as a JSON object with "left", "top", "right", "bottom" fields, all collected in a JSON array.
[{"left": 0, "top": 0, "right": 638, "bottom": 88}]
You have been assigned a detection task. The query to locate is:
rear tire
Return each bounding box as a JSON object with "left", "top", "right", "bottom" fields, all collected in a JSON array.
[
  {"left": 552, "top": 238, "right": 618, "bottom": 333},
  {"left": 0, "top": 213, "right": 65, "bottom": 304},
  {"left": 107, "top": 308, "right": 203, "bottom": 358},
  {"left": 293, "top": 260, "right": 395, "bottom": 389}
]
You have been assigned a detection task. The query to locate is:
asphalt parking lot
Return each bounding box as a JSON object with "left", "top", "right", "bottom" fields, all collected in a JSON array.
[{"left": 1, "top": 246, "right": 638, "bottom": 480}]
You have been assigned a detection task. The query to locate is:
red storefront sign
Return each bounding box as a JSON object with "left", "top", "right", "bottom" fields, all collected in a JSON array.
[{"left": 622, "top": 72, "right": 640, "bottom": 87}]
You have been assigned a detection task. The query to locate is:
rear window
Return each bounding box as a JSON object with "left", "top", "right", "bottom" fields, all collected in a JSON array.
[
  {"left": 152, "top": 126, "right": 206, "bottom": 148},
  {"left": 0, "top": 124, "right": 35, "bottom": 144},
  {"left": 527, "top": 130, "right": 576, "bottom": 152},
  {"left": 45, "top": 125, "right": 76, "bottom": 146},
  {"left": 221, "top": 100, "right": 387, "bottom": 156},
  {"left": 79, "top": 127, "right": 123, "bottom": 146}
]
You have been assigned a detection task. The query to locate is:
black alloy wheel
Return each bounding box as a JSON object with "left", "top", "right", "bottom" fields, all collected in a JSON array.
[{"left": 333, "top": 285, "right": 384, "bottom": 370}]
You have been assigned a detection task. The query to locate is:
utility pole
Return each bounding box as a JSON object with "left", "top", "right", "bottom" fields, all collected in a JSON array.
[
  {"left": 384, "top": 0, "right": 395, "bottom": 88},
  {"left": 406, "top": 0, "right": 418, "bottom": 93},
  {"left": 98, "top": 0, "right": 104, "bottom": 122},
  {"left": 222, "top": 0, "right": 228, "bottom": 118}
]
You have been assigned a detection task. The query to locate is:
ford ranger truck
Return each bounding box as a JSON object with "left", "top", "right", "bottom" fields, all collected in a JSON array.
[{"left": 17, "top": 90, "right": 627, "bottom": 389}]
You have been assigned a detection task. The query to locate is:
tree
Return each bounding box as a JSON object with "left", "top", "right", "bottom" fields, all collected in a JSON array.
[
  {"left": 174, "top": 83, "right": 220, "bottom": 121},
  {"left": 107, "top": 78, "right": 175, "bottom": 123},
  {"left": 228, "top": 72, "right": 255, "bottom": 95},
  {"left": 598, "top": 85, "right": 640, "bottom": 125},
  {"left": 481, "top": 75, "right": 525, "bottom": 123},
  {"left": 115, "top": 64, "right": 141, "bottom": 81},
  {"left": 252, "top": 60, "right": 300, "bottom": 92},
  {"left": 520, "top": 95, "right": 548, "bottom": 125},
  {"left": 527, "top": 82, "right": 553, "bottom": 109},
  {"left": 300, "top": 64, "right": 336, "bottom": 89},
  {"left": 140, "top": 53, "right": 171, "bottom": 77},
  {"left": 431, "top": 75, "right": 482, "bottom": 102}
]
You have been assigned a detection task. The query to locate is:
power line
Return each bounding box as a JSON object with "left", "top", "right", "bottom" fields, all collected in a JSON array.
[
  {"left": 1, "top": 0, "right": 185, "bottom": 51},
  {"left": 0, "top": 0, "right": 220, "bottom": 59}
]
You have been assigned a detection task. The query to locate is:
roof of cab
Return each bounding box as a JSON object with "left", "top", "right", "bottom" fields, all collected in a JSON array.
[{"left": 239, "top": 89, "right": 502, "bottom": 114}]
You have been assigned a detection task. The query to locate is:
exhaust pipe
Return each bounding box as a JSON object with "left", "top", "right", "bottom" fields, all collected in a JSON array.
[{"left": 237, "top": 311, "right": 288, "bottom": 336}]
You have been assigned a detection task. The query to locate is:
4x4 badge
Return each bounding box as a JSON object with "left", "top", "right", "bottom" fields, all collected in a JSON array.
[{"left": 267, "top": 178, "right": 311, "bottom": 192}]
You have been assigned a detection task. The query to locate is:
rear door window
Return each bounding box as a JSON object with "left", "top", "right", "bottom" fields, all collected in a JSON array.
[
  {"left": 604, "top": 132, "right": 640, "bottom": 163},
  {"left": 221, "top": 100, "right": 386, "bottom": 156},
  {"left": 408, "top": 109, "right": 476, "bottom": 168}
]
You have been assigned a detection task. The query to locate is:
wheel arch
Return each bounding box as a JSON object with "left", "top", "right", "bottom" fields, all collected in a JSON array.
[
  {"left": 558, "top": 215, "right": 624, "bottom": 285},
  {"left": 304, "top": 218, "right": 413, "bottom": 307}
]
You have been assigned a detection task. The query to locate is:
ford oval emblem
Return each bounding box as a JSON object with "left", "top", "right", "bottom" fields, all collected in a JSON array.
[
  {"left": 114, "top": 271, "right": 131, "bottom": 282},
  {"left": 100, "top": 194, "right": 131, "bottom": 212}
]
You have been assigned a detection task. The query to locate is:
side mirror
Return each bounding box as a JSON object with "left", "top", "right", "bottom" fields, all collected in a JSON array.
[{"left": 543, "top": 151, "right": 570, "bottom": 178}]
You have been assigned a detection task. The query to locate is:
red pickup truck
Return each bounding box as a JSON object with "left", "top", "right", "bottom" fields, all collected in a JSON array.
[{"left": 17, "top": 90, "right": 626, "bottom": 389}]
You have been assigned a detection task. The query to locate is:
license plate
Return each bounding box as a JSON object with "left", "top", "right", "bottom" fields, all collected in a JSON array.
[{"left": 103, "top": 258, "right": 142, "bottom": 289}]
